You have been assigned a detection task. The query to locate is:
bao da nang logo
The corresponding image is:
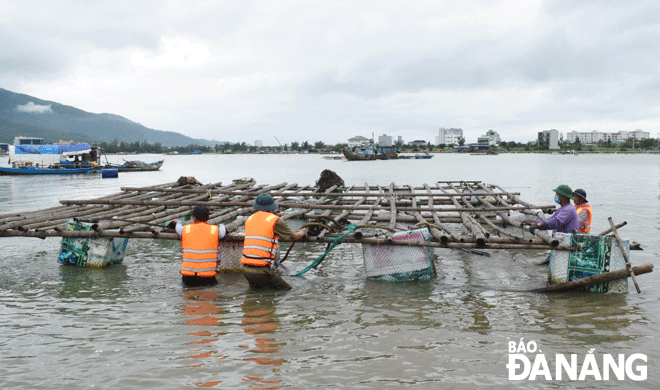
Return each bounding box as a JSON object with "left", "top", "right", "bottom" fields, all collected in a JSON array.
[{"left": 507, "top": 338, "right": 647, "bottom": 381}]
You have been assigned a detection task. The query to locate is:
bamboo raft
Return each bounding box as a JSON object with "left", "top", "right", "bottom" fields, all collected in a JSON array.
[
  {"left": 0, "top": 176, "right": 569, "bottom": 251},
  {"left": 0, "top": 175, "right": 653, "bottom": 291}
]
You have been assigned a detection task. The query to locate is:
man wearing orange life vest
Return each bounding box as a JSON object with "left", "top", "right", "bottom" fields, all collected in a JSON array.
[
  {"left": 174, "top": 205, "right": 227, "bottom": 287},
  {"left": 241, "top": 194, "right": 306, "bottom": 291},
  {"left": 573, "top": 188, "right": 592, "bottom": 234}
]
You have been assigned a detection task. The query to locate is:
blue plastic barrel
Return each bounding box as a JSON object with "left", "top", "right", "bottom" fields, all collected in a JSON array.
[{"left": 101, "top": 169, "right": 118, "bottom": 179}]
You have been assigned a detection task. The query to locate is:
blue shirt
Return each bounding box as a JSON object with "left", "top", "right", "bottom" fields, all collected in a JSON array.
[{"left": 538, "top": 204, "right": 579, "bottom": 233}]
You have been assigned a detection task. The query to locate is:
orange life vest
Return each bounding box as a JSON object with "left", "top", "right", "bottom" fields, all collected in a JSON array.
[
  {"left": 241, "top": 211, "right": 280, "bottom": 267},
  {"left": 180, "top": 222, "right": 219, "bottom": 277},
  {"left": 575, "top": 203, "right": 592, "bottom": 233}
]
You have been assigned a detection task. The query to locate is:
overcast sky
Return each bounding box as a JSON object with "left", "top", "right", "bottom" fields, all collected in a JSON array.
[{"left": 2, "top": 1, "right": 659, "bottom": 145}]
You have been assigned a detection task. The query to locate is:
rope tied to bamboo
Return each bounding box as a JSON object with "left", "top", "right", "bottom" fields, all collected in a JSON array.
[{"left": 293, "top": 224, "right": 358, "bottom": 276}]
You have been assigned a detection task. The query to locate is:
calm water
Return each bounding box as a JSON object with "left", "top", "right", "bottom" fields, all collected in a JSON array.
[{"left": 0, "top": 153, "right": 658, "bottom": 389}]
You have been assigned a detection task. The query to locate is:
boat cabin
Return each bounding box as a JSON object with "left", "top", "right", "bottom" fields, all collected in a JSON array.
[{"left": 9, "top": 142, "right": 101, "bottom": 168}]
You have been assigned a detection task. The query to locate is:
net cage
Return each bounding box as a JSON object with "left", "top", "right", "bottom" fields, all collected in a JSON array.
[{"left": 549, "top": 233, "right": 629, "bottom": 293}]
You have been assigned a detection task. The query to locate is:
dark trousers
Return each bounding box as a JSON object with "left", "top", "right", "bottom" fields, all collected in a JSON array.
[
  {"left": 241, "top": 265, "right": 292, "bottom": 291},
  {"left": 182, "top": 275, "right": 218, "bottom": 287}
]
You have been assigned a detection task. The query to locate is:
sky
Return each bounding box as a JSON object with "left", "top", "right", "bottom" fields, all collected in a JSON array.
[{"left": 2, "top": 1, "right": 660, "bottom": 146}]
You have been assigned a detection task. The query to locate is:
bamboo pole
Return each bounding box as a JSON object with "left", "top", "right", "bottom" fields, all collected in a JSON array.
[
  {"left": 598, "top": 221, "right": 626, "bottom": 236},
  {"left": 351, "top": 183, "right": 384, "bottom": 239},
  {"left": 608, "top": 217, "right": 641, "bottom": 293},
  {"left": 45, "top": 188, "right": 210, "bottom": 233},
  {"left": 409, "top": 185, "right": 449, "bottom": 244},
  {"left": 1, "top": 181, "right": 187, "bottom": 231},
  {"left": 0, "top": 229, "right": 574, "bottom": 250},
  {"left": 109, "top": 181, "right": 271, "bottom": 233},
  {"left": 441, "top": 185, "right": 488, "bottom": 248},
  {"left": 473, "top": 182, "right": 558, "bottom": 247},
  {"left": 489, "top": 183, "right": 552, "bottom": 217},
  {"left": 529, "top": 264, "right": 653, "bottom": 293},
  {"left": 179, "top": 188, "right": 523, "bottom": 199},
  {"left": 314, "top": 185, "right": 358, "bottom": 238},
  {"left": 458, "top": 182, "right": 531, "bottom": 242},
  {"left": 424, "top": 183, "right": 461, "bottom": 242},
  {"left": 58, "top": 197, "right": 534, "bottom": 212}
]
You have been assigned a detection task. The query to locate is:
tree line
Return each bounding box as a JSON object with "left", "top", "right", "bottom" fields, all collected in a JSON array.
[{"left": 94, "top": 136, "right": 658, "bottom": 154}]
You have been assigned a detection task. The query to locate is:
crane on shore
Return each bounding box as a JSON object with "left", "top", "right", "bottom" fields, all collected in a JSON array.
[{"left": 274, "top": 137, "right": 284, "bottom": 152}]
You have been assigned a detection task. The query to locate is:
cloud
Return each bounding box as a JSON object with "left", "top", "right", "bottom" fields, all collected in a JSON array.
[
  {"left": 16, "top": 102, "right": 52, "bottom": 114},
  {"left": 2, "top": 1, "right": 660, "bottom": 144}
]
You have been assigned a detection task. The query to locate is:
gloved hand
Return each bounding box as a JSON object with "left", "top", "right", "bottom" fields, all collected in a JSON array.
[{"left": 529, "top": 225, "right": 537, "bottom": 235}]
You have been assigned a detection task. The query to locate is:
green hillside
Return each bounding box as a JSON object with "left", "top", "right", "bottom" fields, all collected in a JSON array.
[{"left": 0, "top": 88, "right": 217, "bottom": 147}]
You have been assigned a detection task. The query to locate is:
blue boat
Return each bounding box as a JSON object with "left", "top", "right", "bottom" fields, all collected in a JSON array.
[
  {"left": 2, "top": 142, "right": 101, "bottom": 175},
  {"left": 0, "top": 166, "right": 94, "bottom": 175}
]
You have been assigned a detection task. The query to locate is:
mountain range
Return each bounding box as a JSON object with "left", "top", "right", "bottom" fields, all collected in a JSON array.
[{"left": 0, "top": 88, "right": 217, "bottom": 147}]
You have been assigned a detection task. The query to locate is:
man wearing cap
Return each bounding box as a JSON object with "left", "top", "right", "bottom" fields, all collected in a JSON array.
[
  {"left": 529, "top": 184, "right": 579, "bottom": 234},
  {"left": 573, "top": 188, "right": 591, "bottom": 234},
  {"left": 241, "top": 193, "right": 306, "bottom": 291},
  {"left": 174, "top": 205, "right": 227, "bottom": 287}
]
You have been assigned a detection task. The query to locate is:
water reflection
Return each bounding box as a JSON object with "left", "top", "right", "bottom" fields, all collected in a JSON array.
[
  {"left": 240, "top": 295, "right": 284, "bottom": 389},
  {"left": 537, "top": 292, "right": 645, "bottom": 344},
  {"left": 181, "top": 289, "right": 227, "bottom": 388},
  {"left": 58, "top": 264, "right": 128, "bottom": 299}
]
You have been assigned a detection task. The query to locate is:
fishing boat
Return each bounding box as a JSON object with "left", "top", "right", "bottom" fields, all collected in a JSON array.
[
  {"left": 1, "top": 142, "right": 100, "bottom": 175},
  {"left": 414, "top": 153, "right": 434, "bottom": 159},
  {"left": 341, "top": 146, "right": 378, "bottom": 161},
  {"left": 102, "top": 159, "right": 164, "bottom": 172},
  {"left": 0, "top": 165, "right": 94, "bottom": 175},
  {"left": 341, "top": 145, "right": 400, "bottom": 161}
]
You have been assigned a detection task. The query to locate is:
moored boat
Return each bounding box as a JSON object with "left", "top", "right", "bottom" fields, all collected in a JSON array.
[
  {"left": 342, "top": 145, "right": 400, "bottom": 161},
  {"left": 2, "top": 141, "right": 101, "bottom": 175},
  {"left": 341, "top": 146, "right": 378, "bottom": 161},
  {"left": 0, "top": 166, "right": 93, "bottom": 175},
  {"left": 101, "top": 159, "right": 164, "bottom": 172},
  {"left": 414, "top": 153, "right": 433, "bottom": 159}
]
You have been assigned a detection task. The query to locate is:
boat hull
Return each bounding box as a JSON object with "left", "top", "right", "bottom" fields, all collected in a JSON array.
[
  {"left": 0, "top": 167, "right": 94, "bottom": 175},
  {"left": 103, "top": 160, "right": 164, "bottom": 172},
  {"left": 341, "top": 150, "right": 377, "bottom": 161}
]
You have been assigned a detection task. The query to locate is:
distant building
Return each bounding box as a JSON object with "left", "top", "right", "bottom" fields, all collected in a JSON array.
[
  {"left": 255, "top": 140, "right": 263, "bottom": 148},
  {"left": 485, "top": 130, "right": 501, "bottom": 143},
  {"left": 538, "top": 129, "right": 559, "bottom": 150},
  {"left": 478, "top": 130, "right": 501, "bottom": 146},
  {"left": 409, "top": 140, "right": 428, "bottom": 147},
  {"left": 397, "top": 136, "right": 403, "bottom": 145},
  {"left": 565, "top": 130, "right": 650, "bottom": 144},
  {"left": 378, "top": 134, "right": 393, "bottom": 147},
  {"left": 435, "top": 127, "right": 463, "bottom": 146},
  {"left": 13, "top": 136, "right": 44, "bottom": 146},
  {"left": 627, "top": 129, "right": 650, "bottom": 140},
  {"left": 348, "top": 136, "right": 371, "bottom": 148}
]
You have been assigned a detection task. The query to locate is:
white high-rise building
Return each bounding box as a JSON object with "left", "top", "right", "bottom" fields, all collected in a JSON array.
[
  {"left": 378, "top": 134, "right": 393, "bottom": 147},
  {"left": 538, "top": 129, "right": 559, "bottom": 149},
  {"left": 565, "top": 130, "right": 650, "bottom": 143},
  {"left": 435, "top": 128, "right": 463, "bottom": 146}
]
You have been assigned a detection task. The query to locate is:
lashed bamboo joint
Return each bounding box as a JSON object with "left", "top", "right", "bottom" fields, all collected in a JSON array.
[{"left": 0, "top": 176, "right": 574, "bottom": 251}]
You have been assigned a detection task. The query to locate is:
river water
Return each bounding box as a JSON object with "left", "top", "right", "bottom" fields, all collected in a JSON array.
[{"left": 0, "top": 153, "right": 658, "bottom": 389}]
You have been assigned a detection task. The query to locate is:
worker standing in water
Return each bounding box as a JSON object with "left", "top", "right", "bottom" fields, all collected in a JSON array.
[
  {"left": 573, "top": 188, "right": 592, "bottom": 233},
  {"left": 528, "top": 184, "right": 579, "bottom": 234},
  {"left": 240, "top": 194, "right": 306, "bottom": 291},
  {"left": 174, "top": 205, "right": 227, "bottom": 287}
]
